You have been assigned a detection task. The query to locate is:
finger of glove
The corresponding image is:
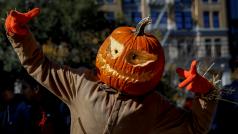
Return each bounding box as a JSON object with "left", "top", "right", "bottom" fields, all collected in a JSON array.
[
  {"left": 190, "top": 60, "right": 198, "bottom": 75},
  {"left": 176, "top": 68, "right": 189, "bottom": 78},
  {"left": 25, "top": 8, "right": 40, "bottom": 19},
  {"left": 178, "top": 75, "right": 196, "bottom": 88},
  {"left": 10, "top": 10, "right": 30, "bottom": 24},
  {"left": 185, "top": 83, "right": 193, "bottom": 91}
]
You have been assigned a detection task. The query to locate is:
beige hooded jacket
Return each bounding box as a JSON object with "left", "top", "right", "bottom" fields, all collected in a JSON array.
[{"left": 7, "top": 33, "right": 217, "bottom": 134}]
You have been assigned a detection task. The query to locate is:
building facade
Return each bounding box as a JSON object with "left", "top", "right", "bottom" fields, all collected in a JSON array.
[
  {"left": 193, "top": 0, "right": 230, "bottom": 85},
  {"left": 193, "top": 0, "right": 229, "bottom": 62}
]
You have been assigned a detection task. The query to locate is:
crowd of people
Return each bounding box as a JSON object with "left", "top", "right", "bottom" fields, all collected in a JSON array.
[{"left": 0, "top": 71, "right": 70, "bottom": 134}]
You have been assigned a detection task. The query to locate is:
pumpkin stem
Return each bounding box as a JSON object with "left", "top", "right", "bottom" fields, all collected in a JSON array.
[{"left": 134, "top": 16, "right": 152, "bottom": 36}]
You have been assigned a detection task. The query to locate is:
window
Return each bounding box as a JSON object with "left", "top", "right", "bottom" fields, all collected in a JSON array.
[
  {"left": 151, "top": 11, "right": 159, "bottom": 24},
  {"left": 215, "top": 45, "right": 221, "bottom": 57},
  {"left": 161, "top": 13, "right": 167, "bottom": 25},
  {"left": 175, "top": 11, "right": 193, "bottom": 30},
  {"left": 175, "top": 0, "right": 181, "bottom": 7},
  {"left": 203, "top": 11, "right": 210, "bottom": 28},
  {"left": 205, "top": 39, "right": 212, "bottom": 56},
  {"left": 203, "top": 0, "right": 208, "bottom": 2},
  {"left": 186, "top": 40, "right": 193, "bottom": 53},
  {"left": 184, "top": 12, "right": 193, "bottom": 29},
  {"left": 132, "top": 12, "right": 141, "bottom": 23},
  {"left": 175, "top": 12, "right": 183, "bottom": 30},
  {"left": 214, "top": 38, "right": 221, "bottom": 57},
  {"left": 212, "top": 0, "right": 218, "bottom": 2},
  {"left": 205, "top": 39, "right": 212, "bottom": 44},
  {"left": 213, "top": 12, "right": 219, "bottom": 28}
]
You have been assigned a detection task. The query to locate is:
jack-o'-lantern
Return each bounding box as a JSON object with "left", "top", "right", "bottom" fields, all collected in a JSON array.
[{"left": 96, "top": 17, "right": 165, "bottom": 96}]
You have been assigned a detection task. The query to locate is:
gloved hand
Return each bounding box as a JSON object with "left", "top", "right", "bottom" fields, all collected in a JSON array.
[
  {"left": 5, "top": 8, "right": 40, "bottom": 36},
  {"left": 176, "top": 60, "right": 214, "bottom": 94}
]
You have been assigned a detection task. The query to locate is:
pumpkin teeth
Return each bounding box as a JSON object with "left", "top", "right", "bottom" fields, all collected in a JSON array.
[
  {"left": 125, "top": 77, "right": 129, "bottom": 81},
  {"left": 97, "top": 54, "right": 155, "bottom": 83},
  {"left": 119, "top": 75, "right": 125, "bottom": 80},
  {"left": 131, "top": 78, "right": 139, "bottom": 83},
  {"left": 112, "top": 71, "right": 117, "bottom": 77}
]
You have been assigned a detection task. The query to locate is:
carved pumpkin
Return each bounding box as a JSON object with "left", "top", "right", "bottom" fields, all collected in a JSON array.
[{"left": 96, "top": 17, "right": 165, "bottom": 96}]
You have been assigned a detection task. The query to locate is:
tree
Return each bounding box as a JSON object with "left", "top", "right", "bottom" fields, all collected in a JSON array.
[{"left": 0, "top": 0, "right": 113, "bottom": 71}]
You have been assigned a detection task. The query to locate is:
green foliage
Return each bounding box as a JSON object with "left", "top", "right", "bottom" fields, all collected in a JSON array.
[{"left": 0, "top": 0, "right": 113, "bottom": 71}]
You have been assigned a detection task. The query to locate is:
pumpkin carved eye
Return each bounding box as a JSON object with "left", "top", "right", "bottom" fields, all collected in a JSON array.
[
  {"left": 108, "top": 36, "right": 124, "bottom": 59},
  {"left": 126, "top": 50, "right": 157, "bottom": 67},
  {"left": 131, "top": 54, "right": 137, "bottom": 60}
]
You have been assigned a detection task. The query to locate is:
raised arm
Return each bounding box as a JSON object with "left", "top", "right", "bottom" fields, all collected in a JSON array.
[
  {"left": 153, "top": 60, "right": 218, "bottom": 134},
  {"left": 5, "top": 8, "right": 85, "bottom": 104}
]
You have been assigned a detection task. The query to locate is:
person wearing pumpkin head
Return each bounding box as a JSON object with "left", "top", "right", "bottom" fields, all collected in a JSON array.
[{"left": 5, "top": 8, "right": 218, "bottom": 134}]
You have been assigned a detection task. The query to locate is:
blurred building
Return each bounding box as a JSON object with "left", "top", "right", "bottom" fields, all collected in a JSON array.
[
  {"left": 97, "top": 0, "right": 124, "bottom": 22},
  {"left": 193, "top": 0, "right": 230, "bottom": 85},
  {"left": 98, "top": 0, "right": 230, "bottom": 86},
  {"left": 226, "top": 0, "right": 238, "bottom": 70}
]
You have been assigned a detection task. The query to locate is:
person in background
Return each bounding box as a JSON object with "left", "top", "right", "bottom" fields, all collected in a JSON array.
[
  {"left": 0, "top": 77, "right": 31, "bottom": 134},
  {"left": 58, "top": 101, "right": 71, "bottom": 134},
  {"left": 22, "top": 75, "right": 69, "bottom": 134},
  {"left": 209, "top": 61, "right": 238, "bottom": 134}
]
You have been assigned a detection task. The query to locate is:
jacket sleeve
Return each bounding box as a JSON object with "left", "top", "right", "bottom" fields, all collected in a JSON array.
[
  {"left": 153, "top": 93, "right": 217, "bottom": 134},
  {"left": 7, "top": 33, "right": 85, "bottom": 104}
]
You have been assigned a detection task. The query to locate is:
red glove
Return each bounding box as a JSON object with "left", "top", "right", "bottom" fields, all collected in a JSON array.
[
  {"left": 176, "top": 60, "right": 214, "bottom": 94},
  {"left": 5, "top": 8, "right": 40, "bottom": 36}
]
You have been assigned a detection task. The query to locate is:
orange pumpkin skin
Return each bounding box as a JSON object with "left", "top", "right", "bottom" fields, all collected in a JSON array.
[{"left": 96, "top": 18, "right": 165, "bottom": 96}]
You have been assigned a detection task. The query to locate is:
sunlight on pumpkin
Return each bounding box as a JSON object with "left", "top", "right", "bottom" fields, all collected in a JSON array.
[
  {"left": 126, "top": 50, "right": 157, "bottom": 67},
  {"left": 108, "top": 36, "right": 124, "bottom": 59}
]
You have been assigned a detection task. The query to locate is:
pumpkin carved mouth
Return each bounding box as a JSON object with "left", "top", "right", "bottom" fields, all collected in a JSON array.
[{"left": 97, "top": 54, "right": 154, "bottom": 83}]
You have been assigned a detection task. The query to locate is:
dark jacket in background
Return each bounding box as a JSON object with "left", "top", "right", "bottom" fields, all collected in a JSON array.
[
  {"left": 209, "top": 80, "right": 238, "bottom": 134},
  {"left": 0, "top": 95, "right": 31, "bottom": 134}
]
